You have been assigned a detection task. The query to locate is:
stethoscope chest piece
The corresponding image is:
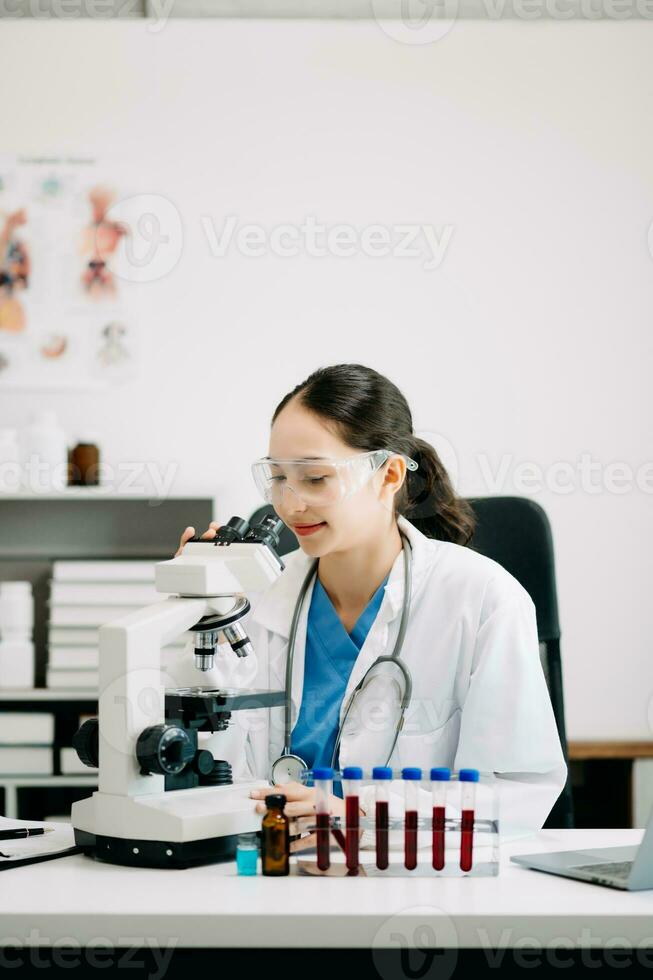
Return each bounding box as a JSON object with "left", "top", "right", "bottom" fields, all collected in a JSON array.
[{"left": 270, "top": 753, "right": 307, "bottom": 785}]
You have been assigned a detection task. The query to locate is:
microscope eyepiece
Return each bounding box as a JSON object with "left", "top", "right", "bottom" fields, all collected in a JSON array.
[
  {"left": 246, "top": 514, "right": 285, "bottom": 552},
  {"left": 214, "top": 516, "right": 250, "bottom": 546}
]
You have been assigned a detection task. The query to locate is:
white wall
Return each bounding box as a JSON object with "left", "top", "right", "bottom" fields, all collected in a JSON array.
[{"left": 1, "top": 19, "right": 652, "bottom": 739}]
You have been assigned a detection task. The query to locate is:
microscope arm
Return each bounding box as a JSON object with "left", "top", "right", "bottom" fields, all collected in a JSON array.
[{"left": 98, "top": 594, "right": 239, "bottom": 798}]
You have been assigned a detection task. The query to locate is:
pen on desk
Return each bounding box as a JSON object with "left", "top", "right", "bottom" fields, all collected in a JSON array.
[{"left": 0, "top": 827, "right": 55, "bottom": 840}]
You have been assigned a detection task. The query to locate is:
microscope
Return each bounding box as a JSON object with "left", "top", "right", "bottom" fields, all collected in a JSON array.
[{"left": 70, "top": 514, "right": 286, "bottom": 869}]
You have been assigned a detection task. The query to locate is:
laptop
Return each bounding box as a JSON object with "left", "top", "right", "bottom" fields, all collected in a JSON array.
[{"left": 510, "top": 812, "right": 653, "bottom": 891}]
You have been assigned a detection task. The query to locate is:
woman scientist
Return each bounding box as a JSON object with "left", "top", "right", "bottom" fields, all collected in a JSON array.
[{"left": 176, "top": 363, "right": 567, "bottom": 840}]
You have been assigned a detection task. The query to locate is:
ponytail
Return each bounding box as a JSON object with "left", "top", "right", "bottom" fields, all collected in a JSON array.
[{"left": 397, "top": 436, "right": 475, "bottom": 545}]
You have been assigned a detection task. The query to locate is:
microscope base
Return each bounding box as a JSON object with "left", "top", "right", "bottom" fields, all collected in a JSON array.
[
  {"left": 74, "top": 827, "right": 239, "bottom": 869},
  {"left": 71, "top": 780, "right": 268, "bottom": 869}
]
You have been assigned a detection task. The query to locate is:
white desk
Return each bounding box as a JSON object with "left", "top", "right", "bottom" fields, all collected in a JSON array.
[{"left": 0, "top": 830, "right": 651, "bottom": 950}]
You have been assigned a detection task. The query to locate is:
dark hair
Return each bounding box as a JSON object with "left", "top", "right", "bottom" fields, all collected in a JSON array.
[{"left": 272, "top": 363, "right": 475, "bottom": 545}]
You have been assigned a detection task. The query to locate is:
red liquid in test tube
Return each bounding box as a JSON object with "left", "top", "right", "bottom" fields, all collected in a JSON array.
[
  {"left": 432, "top": 806, "right": 446, "bottom": 870},
  {"left": 314, "top": 768, "right": 334, "bottom": 872},
  {"left": 430, "top": 767, "right": 451, "bottom": 872},
  {"left": 342, "top": 767, "right": 363, "bottom": 873},
  {"left": 402, "top": 767, "right": 421, "bottom": 871},
  {"left": 458, "top": 769, "right": 479, "bottom": 873},
  {"left": 316, "top": 812, "right": 331, "bottom": 871},
  {"left": 373, "top": 766, "right": 392, "bottom": 870},
  {"left": 404, "top": 810, "right": 418, "bottom": 870},
  {"left": 375, "top": 800, "right": 389, "bottom": 869},
  {"left": 460, "top": 809, "right": 474, "bottom": 872},
  {"left": 345, "top": 796, "right": 359, "bottom": 871}
]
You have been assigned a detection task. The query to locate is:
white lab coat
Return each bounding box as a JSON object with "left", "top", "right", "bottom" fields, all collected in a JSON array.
[{"left": 170, "top": 514, "right": 567, "bottom": 841}]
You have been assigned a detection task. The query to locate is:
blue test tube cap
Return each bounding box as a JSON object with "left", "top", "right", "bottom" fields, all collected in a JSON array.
[
  {"left": 342, "top": 766, "right": 363, "bottom": 780},
  {"left": 372, "top": 766, "right": 393, "bottom": 780},
  {"left": 401, "top": 767, "right": 422, "bottom": 780},
  {"left": 430, "top": 767, "right": 451, "bottom": 781},
  {"left": 312, "top": 767, "right": 334, "bottom": 780},
  {"left": 459, "top": 768, "right": 480, "bottom": 782}
]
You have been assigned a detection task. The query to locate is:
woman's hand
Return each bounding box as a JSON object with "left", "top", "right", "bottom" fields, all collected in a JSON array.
[
  {"left": 175, "top": 522, "right": 221, "bottom": 557},
  {"left": 250, "top": 782, "right": 364, "bottom": 854},
  {"left": 250, "top": 781, "right": 345, "bottom": 820},
  {"left": 250, "top": 782, "right": 345, "bottom": 853}
]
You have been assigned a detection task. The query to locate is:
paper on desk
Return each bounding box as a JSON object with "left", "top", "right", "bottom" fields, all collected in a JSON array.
[{"left": 0, "top": 818, "right": 78, "bottom": 865}]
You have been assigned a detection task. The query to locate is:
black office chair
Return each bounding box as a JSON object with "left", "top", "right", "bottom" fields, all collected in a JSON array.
[
  {"left": 466, "top": 496, "right": 574, "bottom": 829},
  {"left": 249, "top": 496, "right": 574, "bottom": 828}
]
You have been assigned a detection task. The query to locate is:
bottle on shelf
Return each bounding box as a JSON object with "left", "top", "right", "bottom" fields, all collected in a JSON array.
[
  {"left": 21, "top": 411, "right": 68, "bottom": 492},
  {"left": 68, "top": 436, "right": 101, "bottom": 487},
  {"left": 0, "top": 428, "right": 21, "bottom": 493},
  {"left": 0, "top": 581, "right": 35, "bottom": 689}
]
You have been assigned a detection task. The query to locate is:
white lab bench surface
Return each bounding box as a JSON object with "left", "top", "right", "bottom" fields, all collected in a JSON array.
[{"left": 0, "top": 829, "right": 652, "bottom": 950}]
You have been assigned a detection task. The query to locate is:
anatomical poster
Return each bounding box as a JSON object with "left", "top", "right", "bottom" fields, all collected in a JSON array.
[{"left": 0, "top": 155, "right": 139, "bottom": 389}]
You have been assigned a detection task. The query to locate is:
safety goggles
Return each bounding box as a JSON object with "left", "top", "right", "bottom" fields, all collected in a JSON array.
[{"left": 251, "top": 449, "right": 418, "bottom": 508}]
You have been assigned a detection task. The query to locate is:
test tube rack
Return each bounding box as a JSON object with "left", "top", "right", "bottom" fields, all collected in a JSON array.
[{"left": 294, "top": 768, "right": 499, "bottom": 878}]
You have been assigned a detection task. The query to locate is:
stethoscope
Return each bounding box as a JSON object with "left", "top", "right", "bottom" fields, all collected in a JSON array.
[{"left": 270, "top": 532, "right": 414, "bottom": 784}]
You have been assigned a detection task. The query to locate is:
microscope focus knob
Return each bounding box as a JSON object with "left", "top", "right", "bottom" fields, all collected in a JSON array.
[
  {"left": 72, "top": 718, "right": 100, "bottom": 769},
  {"left": 136, "top": 725, "right": 195, "bottom": 776},
  {"left": 192, "top": 749, "right": 216, "bottom": 777}
]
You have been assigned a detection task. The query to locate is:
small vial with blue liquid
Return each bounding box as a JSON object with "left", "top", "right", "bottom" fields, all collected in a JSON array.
[{"left": 236, "top": 832, "right": 259, "bottom": 876}]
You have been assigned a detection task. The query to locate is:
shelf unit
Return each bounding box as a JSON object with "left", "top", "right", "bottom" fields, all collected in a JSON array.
[
  {"left": 568, "top": 740, "right": 653, "bottom": 829},
  {"left": 0, "top": 689, "right": 98, "bottom": 701},
  {"left": 0, "top": 691, "right": 100, "bottom": 819},
  {"left": 0, "top": 776, "right": 99, "bottom": 820},
  {"left": 0, "top": 494, "right": 214, "bottom": 820}
]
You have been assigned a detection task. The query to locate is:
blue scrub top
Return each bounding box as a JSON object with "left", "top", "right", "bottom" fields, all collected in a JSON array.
[{"left": 289, "top": 570, "right": 389, "bottom": 781}]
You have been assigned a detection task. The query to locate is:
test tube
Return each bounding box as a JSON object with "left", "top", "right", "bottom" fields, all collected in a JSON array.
[
  {"left": 313, "top": 766, "right": 333, "bottom": 872},
  {"left": 459, "top": 768, "right": 479, "bottom": 872},
  {"left": 430, "top": 767, "right": 451, "bottom": 871},
  {"left": 402, "top": 767, "right": 421, "bottom": 871},
  {"left": 342, "top": 766, "right": 363, "bottom": 872},
  {"left": 373, "top": 766, "right": 392, "bottom": 870}
]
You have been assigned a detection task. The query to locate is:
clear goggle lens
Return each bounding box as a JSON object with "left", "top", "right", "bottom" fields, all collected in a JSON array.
[{"left": 251, "top": 449, "right": 418, "bottom": 507}]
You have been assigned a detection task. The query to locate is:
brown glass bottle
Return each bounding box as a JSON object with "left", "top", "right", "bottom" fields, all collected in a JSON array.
[
  {"left": 261, "top": 793, "right": 290, "bottom": 876},
  {"left": 69, "top": 440, "right": 100, "bottom": 486}
]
